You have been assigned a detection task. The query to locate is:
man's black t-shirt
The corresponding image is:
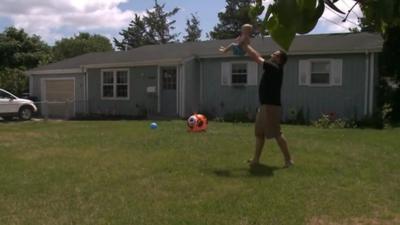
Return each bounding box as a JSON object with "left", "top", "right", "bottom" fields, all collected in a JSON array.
[{"left": 259, "top": 60, "right": 283, "bottom": 106}]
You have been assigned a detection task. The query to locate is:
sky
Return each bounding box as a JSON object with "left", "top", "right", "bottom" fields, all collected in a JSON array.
[{"left": 0, "top": 0, "right": 362, "bottom": 46}]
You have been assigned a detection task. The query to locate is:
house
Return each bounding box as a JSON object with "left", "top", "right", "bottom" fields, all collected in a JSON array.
[{"left": 26, "top": 32, "right": 383, "bottom": 121}]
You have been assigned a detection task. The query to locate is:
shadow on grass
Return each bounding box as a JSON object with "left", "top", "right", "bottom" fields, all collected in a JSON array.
[
  {"left": 0, "top": 117, "right": 43, "bottom": 123},
  {"left": 213, "top": 163, "right": 281, "bottom": 178},
  {"left": 0, "top": 119, "right": 23, "bottom": 123}
]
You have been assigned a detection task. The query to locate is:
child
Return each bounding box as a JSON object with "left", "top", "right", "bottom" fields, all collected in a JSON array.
[{"left": 219, "top": 24, "right": 253, "bottom": 56}]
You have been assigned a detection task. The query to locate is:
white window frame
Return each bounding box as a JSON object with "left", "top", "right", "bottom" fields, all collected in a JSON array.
[
  {"left": 101, "top": 69, "right": 130, "bottom": 100},
  {"left": 309, "top": 59, "right": 332, "bottom": 87},
  {"left": 299, "top": 59, "right": 342, "bottom": 87},
  {"left": 231, "top": 62, "right": 248, "bottom": 86},
  {"left": 221, "top": 61, "right": 258, "bottom": 86}
]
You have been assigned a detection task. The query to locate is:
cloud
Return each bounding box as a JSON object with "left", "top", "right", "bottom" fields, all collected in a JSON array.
[
  {"left": 0, "top": 0, "right": 364, "bottom": 45},
  {"left": 314, "top": 0, "right": 363, "bottom": 33},
  {"left": 261, "top": 0, "right": 362, "bottom": 33},
  {"left": 262, "top": 0, "right": 274, "bottom": 7},
  {"left": 0, "top": 0, "right": 142, "bottom": 44}
]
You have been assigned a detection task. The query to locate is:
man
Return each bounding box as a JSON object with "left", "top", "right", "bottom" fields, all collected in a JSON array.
[{"left": 243, "top": 45, "right": 294, "bottom": 168}]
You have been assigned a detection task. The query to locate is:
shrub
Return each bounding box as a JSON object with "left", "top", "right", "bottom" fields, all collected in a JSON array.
[
  {"left": 312, "top": 113, "right": 354, "bottom": 129},
  {"left": 357, "top": 104, "right": 392, "bottom": 129},
  {"left": 285, "top": 107, "right": 308, "bottom": 125}
]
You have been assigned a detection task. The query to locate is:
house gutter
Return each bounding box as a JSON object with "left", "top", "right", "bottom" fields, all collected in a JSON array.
[
  {"left": 83, "top": 59, "right": 182, "bottom": 69},
  {"left": 197, "top": 49, "right": 382, "bottom": 59},
  {"left": 27, "top": 68, "right": 84, "bottom": 75}
]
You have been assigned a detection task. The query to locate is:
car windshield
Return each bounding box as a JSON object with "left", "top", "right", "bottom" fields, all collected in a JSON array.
[{"left": 0, "top": 90, "right": 15, "bottom": 100}]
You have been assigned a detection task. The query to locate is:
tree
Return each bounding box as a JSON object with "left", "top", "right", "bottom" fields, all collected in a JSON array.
[
  {"left": 0, "top": 68, "right": 28, "bottom": 96},
  {"left": 114, "top": 0, "right": 180, "bottom": 50},
  {"left": 113, "top": 14, "right": 152, "bottom": 50},
  {"left": 249, "top": 0, "right": 399, "bottom": 51},
  {"left": 53, "top": 32, "right": 113, "bottom": 61},
  {"left": 0, "top": 27, "right": 51, "bottom": 70},
  {"left": 144, "top": 0, "right": 180, "bottom": 44},
  {"left": 209, "top": 0, "right": 259, "bottom": 40},
  {"left": 0, "top": 27, "right": 51, "bottom": 96},
  {"left": 183, "top": 13, "right": 202, "bottom": 42},
  {"left": 379, "top": 26, "right": 400, "bottom": 122},
  {"left": 348, "top": 0, "right": 400, "bottom": 123},
  {"left": 248, "top": 0, "right": 400, "bottom": 123}
]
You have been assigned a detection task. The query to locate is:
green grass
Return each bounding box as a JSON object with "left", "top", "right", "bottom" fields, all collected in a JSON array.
[{"left": 0, "top": 120, "right": 399, "bottom": 225}]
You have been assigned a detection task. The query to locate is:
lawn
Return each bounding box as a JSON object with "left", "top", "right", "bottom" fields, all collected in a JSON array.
[{"left": 0, "top": 120, "right": 399, "bottom": 225}]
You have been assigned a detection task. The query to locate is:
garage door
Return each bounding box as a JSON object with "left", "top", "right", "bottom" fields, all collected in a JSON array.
[{"left": 44, "top": 79, "right": 75, "bottom": 118}]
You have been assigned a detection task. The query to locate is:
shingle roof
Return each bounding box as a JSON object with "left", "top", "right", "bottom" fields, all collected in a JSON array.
[{"left": 28, "top": 32, "right": 383, "bottom": 73}]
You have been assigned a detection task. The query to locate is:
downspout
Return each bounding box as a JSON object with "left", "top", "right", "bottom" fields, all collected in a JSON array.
[
  {"left": 29, "top": 73, "right": 33, "bottom": 96},
  {"left": 180, "top": 56, "right": 197, "bottom": 117},
  {"left": 176, "top": 65, "right": 181, "bottom": 116},
  {"left": 182, "top": 63, "right": 186, "bottom": 117},
  {"left": 199, "top": 59, "right": 203, "bottom": 109},
  {"left": 83, "top": 66, "right": 89, "bottom": 114},
  {"left": 364, "top": 50, "right": 370, "bottom": 116},
  {"left": 157, "top": 66, "right": 161, "bottom": 113},
  {"left": 369, "top": 53, "right": 375, "bottom": 115}
]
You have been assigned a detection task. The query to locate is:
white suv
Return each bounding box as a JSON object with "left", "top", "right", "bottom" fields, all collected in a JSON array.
[{"left": 0, "top": 88, "right": 38, "bottom": 120}]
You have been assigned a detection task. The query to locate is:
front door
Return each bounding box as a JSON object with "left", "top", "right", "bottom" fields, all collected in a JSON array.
[{"left": 160, "top": 67, "right": 177, "bottom": 116}]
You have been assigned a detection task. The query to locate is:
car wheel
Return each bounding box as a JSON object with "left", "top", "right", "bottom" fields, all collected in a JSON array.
[{"left": 19, "top": 106, "right": 33, "bottom": 120}]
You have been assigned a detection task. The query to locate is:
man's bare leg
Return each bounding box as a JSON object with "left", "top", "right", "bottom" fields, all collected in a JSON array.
[
  {"left": 275, "top": 134, "right": 293, "bottom": 167},
  {"left": 250, "top": 135, "right": 265, "bottom": 165}
]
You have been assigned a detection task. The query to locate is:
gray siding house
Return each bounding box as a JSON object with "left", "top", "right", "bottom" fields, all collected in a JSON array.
[{"left": 27, "top": 32, "right": 383, "bottom": 121}]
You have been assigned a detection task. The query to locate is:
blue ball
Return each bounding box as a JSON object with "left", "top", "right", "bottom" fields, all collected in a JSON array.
[{"left": 150, "top": 122, "right": 158, "bottom": 129}]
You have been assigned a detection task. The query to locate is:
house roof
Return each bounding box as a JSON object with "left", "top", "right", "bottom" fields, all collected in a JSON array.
[{"left": 28, "top": 32, "right": 383, "bottom": 73}]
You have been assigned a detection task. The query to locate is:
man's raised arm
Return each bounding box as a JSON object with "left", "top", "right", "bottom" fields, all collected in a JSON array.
[{"left": 243, "top": 44, "right": 265, "bottom": 65}]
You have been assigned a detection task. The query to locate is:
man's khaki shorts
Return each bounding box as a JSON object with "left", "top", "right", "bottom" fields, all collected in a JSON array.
[{"left": 255, "top": 105, "right": 282, "bottom": 139}]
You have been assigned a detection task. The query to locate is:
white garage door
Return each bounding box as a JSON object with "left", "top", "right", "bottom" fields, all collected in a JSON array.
[{"left": 44, "top": 79, "right": 75, "bottom": 118}]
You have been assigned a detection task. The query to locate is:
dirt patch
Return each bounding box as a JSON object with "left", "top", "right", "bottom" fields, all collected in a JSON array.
[
  {"left": 308, "top": 214, "right": 400, "bottom": 225},
  {"left": 0, "top": 131, "right": 42, "bottom": 142}
]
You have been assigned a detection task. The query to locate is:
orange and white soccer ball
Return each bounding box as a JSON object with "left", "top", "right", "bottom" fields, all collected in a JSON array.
[{"left": 187, "top": 114, "right": 208, "bottom": 132}]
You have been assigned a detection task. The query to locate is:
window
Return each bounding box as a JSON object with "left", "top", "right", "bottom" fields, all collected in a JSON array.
[
  {"left": 116, "top": 71, "right": 128, "bottom": 97},
  {"left": 102, "top": 71, "right": 114, "bottom": 98},
  {"left": 221, "top": 62, "right": 258, "bottom": 86},
  {"left": 311, "top": 61, "right": 330, "bottom": 85},
  {"left": 299, "top": 59, "right": 342, "bottom": 87},
  {"left": 161, "top": 67, "right": 177, "bottom": 90},
  {"left": 231, "top": 63, "right": 247, "bottom": 85},
  {"left": 101, "top": 69, "right": 129, "bottom": 99},
  {"left": 0, "top": 90, "right": 13, "bottom": 100}
]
